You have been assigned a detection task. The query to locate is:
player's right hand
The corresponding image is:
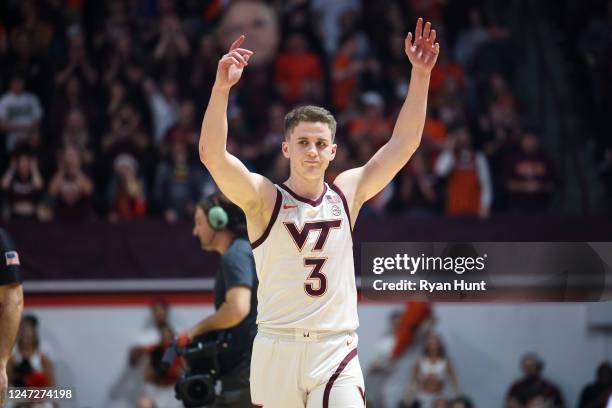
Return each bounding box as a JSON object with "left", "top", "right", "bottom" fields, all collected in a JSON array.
[{"left": 215, "top": 35, "right": 253, "bottom": 91}]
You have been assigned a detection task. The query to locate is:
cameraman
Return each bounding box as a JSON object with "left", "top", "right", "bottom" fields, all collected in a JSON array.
[{"left": 185, "top": 192, "right": 257, "bottom": 407}]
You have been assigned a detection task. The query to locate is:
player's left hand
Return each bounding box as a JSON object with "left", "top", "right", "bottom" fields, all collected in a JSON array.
[{"left": 405, "top": 18, "right": 440, "bottom": 74}]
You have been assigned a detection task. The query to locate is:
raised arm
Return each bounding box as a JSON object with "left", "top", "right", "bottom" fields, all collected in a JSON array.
[
  {"left": 199, "top": 35, "right": 276, "bottom": 218},
  {"left": 334, "top": 18, "right": 439, "bottom": 219}
]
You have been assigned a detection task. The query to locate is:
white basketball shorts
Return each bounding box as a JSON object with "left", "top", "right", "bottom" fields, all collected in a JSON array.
[{"left": 250, "top": 328, "right": 365, "bottom": 408}]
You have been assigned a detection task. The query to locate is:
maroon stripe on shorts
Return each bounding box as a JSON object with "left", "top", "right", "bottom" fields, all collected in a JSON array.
[
  {"left": 251, "top": 189, "right": 282, "bottom": 249},
  {"left": 322, "top": 348, "right": 358, "bottom": 408},
  {"left": 357, "top": 386, "right": 366, "bottom": 405},
  {"left": 251, "top": 404, "right": 263, "bottom": 407}
]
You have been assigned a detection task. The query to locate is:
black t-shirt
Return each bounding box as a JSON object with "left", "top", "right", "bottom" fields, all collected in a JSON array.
[
  {"left": 214, "top": 238, "right": 258, "bottom": 373},
  {"left": 0, "top": 228, "right": 22, "bottom": 285}
]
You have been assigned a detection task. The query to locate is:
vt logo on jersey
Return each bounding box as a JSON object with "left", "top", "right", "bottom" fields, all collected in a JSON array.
[{"left": 283, "top": 220, "right": 342, "bottom": 252}]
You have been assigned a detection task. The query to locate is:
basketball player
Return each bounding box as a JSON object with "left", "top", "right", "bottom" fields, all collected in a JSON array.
[
  {"left": 0, "top": 229, "right": 24, "bottom": 407},
  {"left": 199, "top": 18, "right": 439, "bottom": 407}
]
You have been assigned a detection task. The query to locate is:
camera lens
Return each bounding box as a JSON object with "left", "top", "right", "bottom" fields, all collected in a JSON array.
[{"left": 187, "top": 379, "right": 211, "bottom": 400}]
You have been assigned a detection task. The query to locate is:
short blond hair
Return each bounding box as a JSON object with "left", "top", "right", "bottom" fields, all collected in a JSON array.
[{"left": 284, "top": 105, "right": 337, "bottom": 141}]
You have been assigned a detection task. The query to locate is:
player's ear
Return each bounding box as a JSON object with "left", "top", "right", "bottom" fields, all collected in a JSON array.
[
  {"left": 329, "top": 143, "right": 337, "bottom": 161},
  {"left": 282, "top": 139, "right": 290, "bottom": 158}
]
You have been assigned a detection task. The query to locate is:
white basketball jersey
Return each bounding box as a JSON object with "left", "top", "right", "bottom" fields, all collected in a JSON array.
[{"left": 251, "top": 183, "right": 359, "bottom": 331}]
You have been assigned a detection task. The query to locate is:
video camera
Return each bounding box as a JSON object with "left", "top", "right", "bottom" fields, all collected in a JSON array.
[{"left": 161, "top": 332, "right": 231, "bottom": 407}]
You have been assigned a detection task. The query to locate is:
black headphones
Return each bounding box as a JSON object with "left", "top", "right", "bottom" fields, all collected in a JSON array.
[{"left": 204, "top": 197, "right": 229, "bottom": 231}]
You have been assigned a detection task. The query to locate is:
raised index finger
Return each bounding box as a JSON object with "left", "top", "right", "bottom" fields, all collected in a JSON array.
[{"left": 229, "top": 35, "right": 246, "bottom": 51}]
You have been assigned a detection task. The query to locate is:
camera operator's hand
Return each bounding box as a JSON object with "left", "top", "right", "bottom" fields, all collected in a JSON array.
[{"left": 177, "top": 332, "right": 191, "bottom": 348}]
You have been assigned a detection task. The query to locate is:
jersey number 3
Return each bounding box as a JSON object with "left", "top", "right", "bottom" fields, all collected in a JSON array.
[{"left": 284, "top": 220, "right": 342, "bottom": 297}]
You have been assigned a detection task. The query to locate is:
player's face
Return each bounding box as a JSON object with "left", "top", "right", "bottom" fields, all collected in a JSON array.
[
  {"left": 193, "top": 207, "right": 215, "bottom": 250},
  {"left": 282, "top": 121, "right": 336, "bottom": 180}
]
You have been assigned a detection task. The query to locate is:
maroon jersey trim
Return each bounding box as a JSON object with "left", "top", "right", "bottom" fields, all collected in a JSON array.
[
  {"left": 251, "top": 189, "right": 282, "bottom": 250},
  {"left": 279, "top": 183, "right": 328, "bottom": 206},
  {"left": 329, "top": 184, "right": 353, "bottom": 232}
]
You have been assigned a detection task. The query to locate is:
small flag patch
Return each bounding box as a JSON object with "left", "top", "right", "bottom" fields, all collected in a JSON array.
[
  {"left": 326, "top": 194, "right": 340, "bottom": 204},
  {"left": 5, "top": 251, "right": 20, "bottom": 266}
]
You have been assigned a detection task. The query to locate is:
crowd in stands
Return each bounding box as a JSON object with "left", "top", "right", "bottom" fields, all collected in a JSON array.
[{"left": 0, "top": 0, "right": 580, "bottom": 223}]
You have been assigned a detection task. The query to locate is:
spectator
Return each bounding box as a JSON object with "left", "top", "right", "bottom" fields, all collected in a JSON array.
[
  {"left": 7, "top": 314, "right": 56, "bottom": 391},
  {"left": 400, "top": 151, "right": 439, "bottom": 215},
  {"left": 110, "top": 299, "right": 182, "bottom": 407},
  {"left": 101, "top": 104, "right": 150, "bottom": 160},
  {"left": 366, "top": 310, "right": 403, "bottom": 408},
  {"left": 9, "top": 0, "right": 54, "bottom": 58},
  {"left": 310, "top": 0, "right": 363, "bottom": 54},
  {"left": 190, "top": 34, "right": 219, "bottom": 100},
  {"left": 384, "top": 30, "right": 412, "bottom": 107},
  {"left": 578, "top": 362, "right": 612, "bottom": 408},
  {"left": 421, "top": 109, "right": 449, "bottom": 164},
  {"left": 454, "top": 7, "right": 491, "bottom": 67},
  {"left": 244, "top": 102, "right": 287, "bottom": 174},
  {"left": 105, "top": 80, "right": 129, "bottom": 119},
  {"left": 137, "top": 323, "right": 184, "bottom": 408},
  {"left": 503, "top": 131, "right": 556, "bottom": 213},
  {"left": 153, "top": 142, "right": 202, "bottom": 223},
  {"left": 429, "top": 51, "right": 465, "bottom": 102},
  {"left": 1, "top": 147, "right": 44, "bottom": 220},
  {"left": 486, "top": 73, "right": 519, "bottom": 134},
  {"left": 152, "top": 12, "right": 191, "bottom": 78},
  {"left": 143, "top": 77, "right": 179, "bottom": 146},
  {"left": 162, "top": 99, "right": 198, "bottom": 153},
  {"left": 275, "top": 31, "right": 324, "bottom": 104},
  {"left": 55, "top": 26, "right": 98, "bottom": 88},
  {"left": 404, "top": 333, "right": 461, "bottom": 408},
  {"left": 49, "top": 76, "right": 98, "bottom": 139},
  {"left": 349, "top": 91, "right": 393, "bottom": 148},
  {"left": 107, "top": 153, "right": 147, "bottom": 222},
  {"left": 61, "top": 108, "right": 94, "bottom": 165},
  {"left": 332, "top": 33, "right": 363, "bottom": 112},
  {"left": 48, "top": 143, "right": 94, "bottom": 221},
  {"left": 4, "top": 29, "right": 48, "bottom": 101},
  {"left": 392, "top": 302, "right": 435, "bottom": 359},
  {"left": 434, "top": 125, "right": 492, "bottom": 217},
  {"left": 505, "top": 353, "right": 565, "bottom": 408},
  {"left": 0, "top": 74, "right": 43, "bottom": 153}
]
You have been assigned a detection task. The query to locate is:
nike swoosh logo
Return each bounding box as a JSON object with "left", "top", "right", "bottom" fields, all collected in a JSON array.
[{"left": 283, "top": 204, "right": 297, "bottom": 209}]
